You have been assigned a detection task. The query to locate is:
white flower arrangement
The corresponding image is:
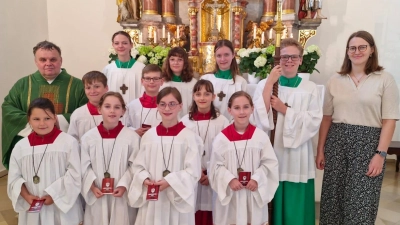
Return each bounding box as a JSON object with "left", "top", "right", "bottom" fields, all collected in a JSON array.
[
  {"left": 238, "top": 45, "right": 275, "bottom": 79},
  {"left": 299, "top": 45, "right": 322, "bottom": 74}
]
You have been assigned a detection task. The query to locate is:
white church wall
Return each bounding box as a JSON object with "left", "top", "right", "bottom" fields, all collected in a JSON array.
[{"left": 0, "top": 0, "right": 49, "bottom": 172}]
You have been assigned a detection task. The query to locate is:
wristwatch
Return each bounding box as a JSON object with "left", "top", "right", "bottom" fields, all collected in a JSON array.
[{"left": 375, "top": 150, "right": 387, "bottom": 158}]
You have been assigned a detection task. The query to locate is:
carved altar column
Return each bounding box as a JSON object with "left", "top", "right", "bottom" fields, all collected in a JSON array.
[
  {"left": 232, "top": 5, "right": 245, "bottom": 53},
  {"left": 282, "top": 0, "right": 295, "bottom": 15},
  {"left": 261, "top": 0, "right": 276, "bottom": 22},
  {"left": 188, "top": 6, "right": 199, "bottom": 56},
  {"left": 142, "top": 0, "right": 161, "bottom": 21},
  {"left": 162, "top": 0, "right": 176, "bottom": 23}
]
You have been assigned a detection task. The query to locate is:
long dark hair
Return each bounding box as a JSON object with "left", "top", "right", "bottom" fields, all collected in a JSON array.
[
  {"left": 162, "top": 47, "right": 194, "bottom": 82},
  {"left": 213, "top": 39, "right": 240, "bottom": 83},
  {"left": 189, "top": 80, "right": 218, "bottom": 120},
  {"left": 338, "top": 30, "right": 383, "bottom": 75}
]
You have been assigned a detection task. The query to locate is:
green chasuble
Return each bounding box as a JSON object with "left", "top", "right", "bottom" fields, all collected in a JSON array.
[{"left": 1, "top": 69, "right": 87, "bottom": 169}]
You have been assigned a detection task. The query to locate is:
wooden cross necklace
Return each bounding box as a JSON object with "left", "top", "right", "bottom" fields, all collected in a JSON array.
[{"left": 117, "top": 59, "right": 134, "bottom": 95}]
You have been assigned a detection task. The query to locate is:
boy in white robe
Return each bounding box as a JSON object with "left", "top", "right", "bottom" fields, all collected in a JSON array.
[
  {"left": 68, "top": 71, "right": 109, "bottom": 142},
  {"left": 126, "top": 64, "right": 164, "bottom": 137},
  {"left": 8, "top": 97, "right": 83, "bottom": 225}
]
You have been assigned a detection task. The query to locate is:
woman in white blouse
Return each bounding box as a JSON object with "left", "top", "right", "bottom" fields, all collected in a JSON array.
[{"left": 317, "top": 30, "right": 400, "bottom": 225}]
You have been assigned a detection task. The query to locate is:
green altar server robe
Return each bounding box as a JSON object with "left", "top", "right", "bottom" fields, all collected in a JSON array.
[{"left": 1, "top": 69, "right": 87, "bottom": 169}]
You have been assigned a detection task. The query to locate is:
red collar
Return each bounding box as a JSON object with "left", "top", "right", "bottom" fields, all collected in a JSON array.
[
  {"left": 139, "top": 92, "right": 157, "bottom": 108},
  {"left": 87, "top": 102, "right": 100, "bottom": 115},
  {"left": 192, "top": 111, "right": 211, "bottom": 121},
  {"left": 221, "top": 123, "right": 256, "bottom": 141},
  {"left": 97, "top": 121, "right": 124, "bottom": 138},
  {"left": 156, "top": 122, "right": 185, "bottom": 136},
  {"left": 28, "top": 126, "right": 62, "bottom": 146}
]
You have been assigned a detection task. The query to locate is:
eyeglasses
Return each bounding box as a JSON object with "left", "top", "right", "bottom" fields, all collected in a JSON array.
[
  {"left": 347, "top": 45, "right": 368, "bottom": 53},
  {"left": 142, "top": 77, "right": 162, "bottom": 82},
  {"left": 280, "top": 55, "right": 301, "bottom": 61},
  {"left": 158, "top": 102, "right": 179, "bottom": 109}
]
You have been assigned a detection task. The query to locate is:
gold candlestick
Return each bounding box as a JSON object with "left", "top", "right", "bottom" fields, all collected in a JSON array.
[
  {"left": 160, "top": 38, "right": 168, "bottom": 47},
  {"left": 147, "top": 38, "right": 159, "bottom": 47},
  {"left": 266, "top": 38, "right": 275, "bottom": 46}
]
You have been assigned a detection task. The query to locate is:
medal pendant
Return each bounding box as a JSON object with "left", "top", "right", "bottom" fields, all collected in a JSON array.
[
  {"left": 104, "top": 172, "right": 111, "bottom": 178},
  {"left": 237, "top": 167, "right": 244, "bottom": 175},
  {"left": 33, "top": 175, "right": 40, "bottom": 184},
  {"left": 163, "top": 170, "right": 170, "bottom": 177}
]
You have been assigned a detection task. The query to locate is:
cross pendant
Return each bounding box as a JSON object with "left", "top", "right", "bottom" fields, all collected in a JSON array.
[
  {"left": 120, "top": 84, "right": 128, "bottom": 94},
  {"left": 217, "top": 91, "right": 226, "bottom": 101}
]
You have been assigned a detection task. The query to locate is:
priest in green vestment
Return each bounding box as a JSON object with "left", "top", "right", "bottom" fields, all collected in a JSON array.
[{"left": 1, "top": 41, "right": 87, "bottom": 169}]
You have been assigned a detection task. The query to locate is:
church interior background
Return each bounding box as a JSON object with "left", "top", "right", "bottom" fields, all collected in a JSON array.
[{"left": 0, "top": 0, "right": 400, "bottom": 224}]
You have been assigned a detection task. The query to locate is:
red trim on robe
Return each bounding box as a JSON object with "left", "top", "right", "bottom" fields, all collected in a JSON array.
[
  {"left": 221, "top": 123, "right": 256, "bottom": 141},
  {"left": 156, "top": 121, "right": 185, "bottom": 136},
  {"left": 192, "top": 111, "right": 212, "bottom": 121},
  {"left": 28, "top": 126, "right": 62, "bottom": 146},
  {"left": 139, "top": 92, "right": 157, "bottom": 108},
  {"left": 97, "top": 121, "right": 124, "bottom": 138},
  {"left": 87, "top": 102, "right": 100, "bottom": 115}
]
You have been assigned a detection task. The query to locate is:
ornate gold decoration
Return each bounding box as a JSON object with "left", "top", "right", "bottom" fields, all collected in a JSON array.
[
  {"left": 188, "top": 7, "right": 199, "bottom": 16},
  {"left": 123, "top": 29, "right": 140, "bottom": 44},
  {"left": 189, "top": 56, "right": 200, "bottom": 73},
  {"left": 199, "top": 43, "right": 216, "bottom": 75},
  {"left": 143, "top": 10, "right": 158, "bottom": 15},
  {"left": 200, "top": 0, "right": 231, "bottom": 42},
  {"left": 283, "top": 9, "right": 295, "bottom": 14},
  {"left": 232, "top": 6, "right": 243, "bottom": 16},
  {"left": 273, "top": 0, "right": 285, "bottom": 47},
  {"left": 263, "top": 12, "right": 276, "bottom": 17},
  {"left": 162, "top": 12, "right": 175, "bottom": 17},
  {"left": 298, "top": 29, "right": 317, "bottom": 48}
]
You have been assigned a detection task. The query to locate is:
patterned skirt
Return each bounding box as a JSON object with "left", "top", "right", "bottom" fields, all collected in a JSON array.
[{"left": 320, "top": 123, "right": 385, "bottom": 225}]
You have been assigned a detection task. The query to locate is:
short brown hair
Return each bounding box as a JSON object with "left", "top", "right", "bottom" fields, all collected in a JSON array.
[
  {"left": 228, "top": 91, "right": 254, "bottom": 108},
  {"left": 142, "top": 64, "right": 162, "bottom": 77},
  {"left": 33, "top": 41, "right": 61, "bottom": 56},
  {"left": 157, "top": 87, "right": 182, "bottom": 104},
  {"left": 338, "top": 30, "right": 383, "bottom": 75},
  {"left": 82, "top": 71, "right": 108, "bottom": 87},
  {"left": 162, "top": 47, "right": 194, "bottom": 82},
  {"left": 281, "top": 38, "right": 304, "bottom": 56},
  {"left": 213, "top": 40, "right": 240, "bottom": 83},
  {"left": 99, "top": 92, "right": 126, "bottom": 110}
]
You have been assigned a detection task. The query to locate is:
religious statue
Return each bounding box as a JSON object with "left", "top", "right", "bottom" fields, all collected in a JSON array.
[
  {"left": 298, "top": 0, "right": 327, "bottom": 20},
  {"left": 117, "top": 0, "right": 141, "bottom": 22}
]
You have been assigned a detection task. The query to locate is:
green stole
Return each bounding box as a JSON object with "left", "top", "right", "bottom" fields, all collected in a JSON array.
[
  {"left": 172, "top": 74, "right": 182, "bottom": 82},
  {"left": 1, "top": 69, "right": 87, "bottom": 169},
  {"left": 215, "top": 70, "right": 232, "bottom": 79},
  {"left": 279, "top": 75, "right": 302, "bottom": 87},
  {"left": 115, "top": 58, "right": 136, "bottom": 68}
]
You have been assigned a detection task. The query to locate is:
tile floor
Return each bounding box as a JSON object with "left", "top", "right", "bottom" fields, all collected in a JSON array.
[{"left": 0, "top": 161, "right": 398, "bottom": 225}]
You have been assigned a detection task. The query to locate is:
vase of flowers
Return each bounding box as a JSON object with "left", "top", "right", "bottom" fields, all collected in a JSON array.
[
  {"left": 247, "top": 72, "right": 260, "bottom": 84},
  {"left": 237, "top": 45, "right": 275, "bottom": 83},
  {"left": 298, "top": 45, "right": 322, "bottom": 80},
  {"left": 108, "top": 45, "right": 171, "bottom": 68}
]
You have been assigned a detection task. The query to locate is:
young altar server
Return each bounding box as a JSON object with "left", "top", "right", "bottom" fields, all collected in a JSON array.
[
  {"left": 68, "top": 71, "right": 109, "bottom": 142},
  {"left": 126, "top": 64, "right": 163, "bottom": 137},
  {"left": 103, "top": 31, "right": 146, "bottom": 104},
  {"left": 252, "top": 38, "right": 323, "bottom": 225},
  {"left": 7, "top": 97, "right": 83, "bottom": 225},
  {"left": 128, "top": 87, "right": 203, "bottom": 225},
  {"left": 81, "top": 92, "right": 140, "bottom": 225},
  {"left": 201, "top": 39, "right": 247, "bottom": 120},
  {"left": 180, "top": 79, "right": 229, "bottom": 225},
  {"left": 209, "top": 91, "right": 279, "bottom": 225},
  {"left": 161, "top": 47, "right": 197, "bottom": 118}
]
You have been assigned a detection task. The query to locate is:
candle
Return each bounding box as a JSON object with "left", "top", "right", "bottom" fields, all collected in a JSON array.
[
  {"left": 139, "top": 31, "right": 142, "bottom": 43},
  {"left": 177, "top": 26, "right": 180, "bottom": 38},
  {"left": 167, "top": 32, "right": 171, "bottom": 44},
  {"left": 162, "top": 25, "right": 165, "bottom": 38},
  {"left": 269, "top": 29, "right": 272, "bottom": 39},
  {"left": 290, "top": 33, "right": 293, "bottom": 38},
  {"left": 261, "top": 33, "right": 265, "bottom": 44},
  {"left": 253, "top": 25, "right": 256, "bottom": 39},
  {"left": 154, "top": 31, "right": 157, "bottom": 43}
]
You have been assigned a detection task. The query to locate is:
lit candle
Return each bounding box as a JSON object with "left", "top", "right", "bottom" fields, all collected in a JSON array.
[
  {"left": 167, "top": 32, "right": 171, "bottom": 44},
  {"left": 154, "top": 31, "right": 157, "bottom": 43},
  {"left": 139, "top": 31, "right": 142, "bottom": 43},
  {"left": 269, "top": 29, "right": 272, "bottom": 39},
  {"left": 253, "top": 25, "right": 256, "bottom": 39},
  {"left": 261, "top": 33, "right": 265, "bottom": 44},
  {"left": 177, "top": 26, "right": 180, "bottom": 38},
  {"left": 162, "top": 25, "right": 165, "bottom": 38}
]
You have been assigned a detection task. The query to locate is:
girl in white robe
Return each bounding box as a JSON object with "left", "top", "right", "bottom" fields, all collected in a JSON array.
[
  {"left": 209, "top": 91, "right": 279, "bottom": 225},
  {"left": 180, "top": 79, "right": 229, "bottom": 225},
  {"left": 7, "top": 97, "right": 83, "bottom": 225},
  {"left": 160, "top": 47, "right": 197, "bottom": 118},
  {"left": 68, "top": 71, "right": 109, "bottom": 142},
  {"left": 81, "top": 92, "right": 140, "bottom": 225},
  {"left": 103, "top": 31, "right": 146, "bottom": 104},
  {"left": 201, "top": 40, "right": 247, "bottom": 121},
  {"left": 128, "top": 87, "right": 203, "bottom": 225}
]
